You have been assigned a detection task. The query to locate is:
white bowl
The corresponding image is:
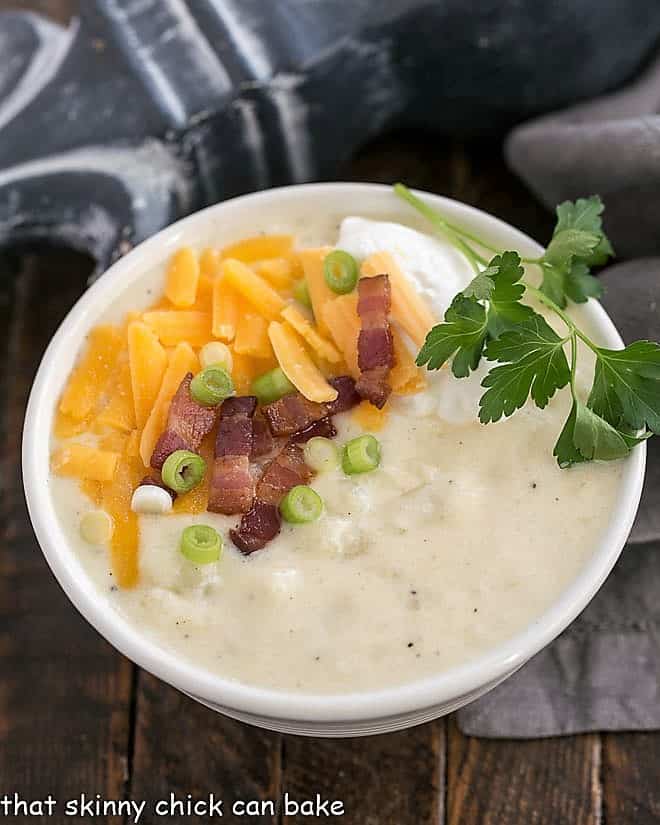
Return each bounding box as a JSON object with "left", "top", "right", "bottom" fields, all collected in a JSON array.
[{"left": 23, "top": 183, "right": 645, "bottom": 737}]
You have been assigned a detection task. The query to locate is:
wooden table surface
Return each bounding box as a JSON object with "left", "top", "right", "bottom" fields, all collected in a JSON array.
[{"left": 2, "top": 3, "right": 659, "bottom": 823}]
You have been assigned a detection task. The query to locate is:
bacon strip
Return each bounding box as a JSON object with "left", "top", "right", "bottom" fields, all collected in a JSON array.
[
  {"left": 230, "top": 500, "right": 281, "bottom": 555},
  {"left": 255, "top": 443, "right": 313, "bottom": 506},
  {"left": 150, "top": 373, "right": 217, "bottom": 470},
  {"left": 289, "top": 417, "right": 337, "bottom": 444},
  {"left": 230, "top": 442, "right": 313, "bottom": 554},
  {"left": 251, "top": 414, "right": 276, "bottom": 459},
  {"left": 214, "top": 396, "right": 256, "bottom": 457},
  {"left": 208, "top": 396, "right": 257, "bottom": 515},
  {"left": 262, "top": 375, "right": 359, "bottom": 437},
  {"left": 326, "top": 376, "right": 360, "bottom": 415},
  {"left": 356, "top": 274, "right": 394, "bottom": 409},
  {"left": 262, "top": 392, "right": 329, "bottom": 437}
]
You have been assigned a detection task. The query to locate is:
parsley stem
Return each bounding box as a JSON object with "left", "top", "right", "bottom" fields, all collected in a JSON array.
[
  {"left": 393, "top": 183, "right": 489, "bottom": 271},
  {"left": 433, "top": 216, "right": 501, "bottom": 256},
  {"left": 525, "top": 284, "right": 600, "bottom": 354},
  {"left": 454, "top": 237, "right": 484, "bottom": 273},
  {"left": 525, "top": 285, "right": 574, "bottom": 330},
  {"left": 569, "top": 332, "right": 579, "bottom": 400},
  {"left": 394, "top": 182, "right": 605, "bottom": 359}
]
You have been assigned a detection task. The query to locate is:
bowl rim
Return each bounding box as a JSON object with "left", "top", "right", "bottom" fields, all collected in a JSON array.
[{"left": 23, "top": 182, "right": 646, "bottom": 723}]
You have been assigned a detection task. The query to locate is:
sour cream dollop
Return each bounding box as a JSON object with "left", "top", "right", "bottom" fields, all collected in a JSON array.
[
  {"left": 337, "top": 216, "right": 474, "bottom": 319},
  {"left": 337, "top": 216, "right": 485, "bottom": 424}
]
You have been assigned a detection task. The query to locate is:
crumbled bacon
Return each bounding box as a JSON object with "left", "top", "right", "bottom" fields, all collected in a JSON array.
[
  {"left": 262, "top": 375, "right": 359, "bottom": 437},
  {"left": 251, "top": 414, "right": 276, "bottom": 459},
  {"left": 209, "top": 456, "right": 253, "bottom": 515},
  {"left": 214, "top": 396, "right": 256, "bottom": 458},
  {"left": 150, "top": 431, "right": 189, "bottom": 470},
  {"left": 325, "top": 376, "right": 360, "bottom": 415},
  {"left": 150, "top": 373, "right": 217, "bottom": 470},
  {"left": 230, "top": 501, "right": 281, "bottom": 555},
  {"left": 230, "top": 442, "right": 313, "bottom": 554},
  {"left": 289, "top": 417, "right": 337, "bottom": 444},
  {"left": 356, "top": 365, "right": 392, "bottom": 410},
  {"left": 208, "top": 396, "right": 257, "bottom": 515},
  {"left": 262, "top": 392, "right": 329, "bottom": 437},
  {"left": 356, "top": 275, "right": 394, "bottom": 408},
  {"left": 257, "top": 443, "right": 313, "bottom": 505}
]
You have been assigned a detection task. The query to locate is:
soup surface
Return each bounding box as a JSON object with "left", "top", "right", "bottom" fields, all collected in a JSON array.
[{"left": 49, "top": 210, "right": 624, "bottom": 693}]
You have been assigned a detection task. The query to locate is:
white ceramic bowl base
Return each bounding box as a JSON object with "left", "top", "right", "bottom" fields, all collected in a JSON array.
[{"left": 23, "top": 184, "right": 645, "bottom": 737}]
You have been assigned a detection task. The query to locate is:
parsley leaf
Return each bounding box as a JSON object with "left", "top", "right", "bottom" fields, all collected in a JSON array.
[
  {"left": 589, "top": 342, "right": 660, "bottom": 433},
  {"left": 538, "top": 264, "right": 566, "bottom": 307},
  {"left": 573, "top": 403, "right": 639, "bottom": 462},
  {"left": 479, "top": 315, "right": 570, "bottom": 423},
  {"left": 554, "top": 400, "right": 649, "bottom": 468},
  {"left": 564, "top": 261, "right": 604, "bottom": 304},
  {"left": 395, "top": 182, "right": 655, "bottom": 468},
  {"left": 540, "top": 196, "right": 613, "bottom": 308},
  {"left": 416, "top": 296, "right": 487, "bottom": 377},
  {"left": 541, "top": 260, "right": 604, "bottom": 307},
  {"left": 462, "top": 251, "right": 535, "bottom": 338},
  {"left": 462, "top": 266, "right": 497, "bottom": 301},
  {"left": 553, "top": 402, "right": 587, "bottom": 468},
  {"left": 485, "top": 252, "right": 536, "bottom": 336},
  {"left": 544, "top": 228, "right": 601, "bottom": 270},
  {"left": 554, "top": 196, "right": 614, "bottom": 266}
]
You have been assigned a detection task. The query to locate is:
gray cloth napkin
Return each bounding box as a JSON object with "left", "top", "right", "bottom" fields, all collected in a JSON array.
[{"left": 457, "top": 61, "right": 660, "bottom": 737}]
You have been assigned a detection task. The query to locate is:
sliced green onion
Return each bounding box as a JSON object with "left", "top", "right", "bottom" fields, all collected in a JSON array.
[
  {"left": 323, "top": 250, "right": 359, "bottom": 294},
  {"left": 251, "top": 367, "right": 295, "bottom": 405},
  {"left": 293, "top": 278, "right": 312, "bottom": 309},
  {"left": 180, "top": 524, "right": 222, "bottom": 565},
  {"left": 190, "top": 365, "right": 234, "bottom": 406},
  {"left": 162, "top": 450, "right": 206, "bottom": 494},
  {"left": 303, "top": 437, "right": 339, "bottom": 472},
  {"left": 342, "top": 434, "right": 381, "bottom": 475},
  {"left": 280, "top": 485, "right": 324, "bottom": 524}
]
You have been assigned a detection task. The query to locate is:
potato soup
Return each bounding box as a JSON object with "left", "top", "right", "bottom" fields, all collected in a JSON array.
[{"left": 48, "top": 208, "right": 624, "bottom": 693}]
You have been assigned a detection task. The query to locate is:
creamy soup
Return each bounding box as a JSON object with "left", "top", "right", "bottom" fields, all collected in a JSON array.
[{"left": 49, "top": 213, "right": 624, "bottom": 693}]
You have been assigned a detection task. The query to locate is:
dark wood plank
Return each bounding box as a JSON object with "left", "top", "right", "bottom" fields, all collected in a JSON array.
[
  {"left": 281, "top": 721, "right": 445, "bottom": 825},
  {"left": 602, "top": 733, "right": 660, "bottom": 824},
  {"left": 446, "top": 719, "right": 601, "bottom": 825},
  {"left": 343, "top": 131, "right": 555, "bottom": 246},
  {"left": 0, "top": 246, "right": 133, "bottom": 821},
  {"left": 129, "top": 672, "right": 281, "bottom": 824}
]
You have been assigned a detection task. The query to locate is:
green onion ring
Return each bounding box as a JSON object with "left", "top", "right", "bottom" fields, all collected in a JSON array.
[
  {"left": 161, "top": 450, "right": 207, "bottom": 494},
  {"left": 180, "top": 524, "right": 222, "bottom": 564},
  {"left": 323, "top": 250, "right": 359, "bottom": 294},
  {"left": 303, "top": 436, "right": 339, "bottom": 472},
  {"left": 342, "top": 434, "right": 381, "bottom": 475},
  {"left": 251, "top": 367, "right": 295, "bottom": 405},
  {"left": 190, "top": 365, "right": 235, "bottom": 407},
  {"left": 280, "top": 485, "right": 324, "bottom": 524}
]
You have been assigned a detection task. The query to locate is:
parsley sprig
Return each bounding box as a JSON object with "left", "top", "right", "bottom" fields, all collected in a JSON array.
[{"left": 394, "top": 183, "right": 659, "bottom": 467}]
